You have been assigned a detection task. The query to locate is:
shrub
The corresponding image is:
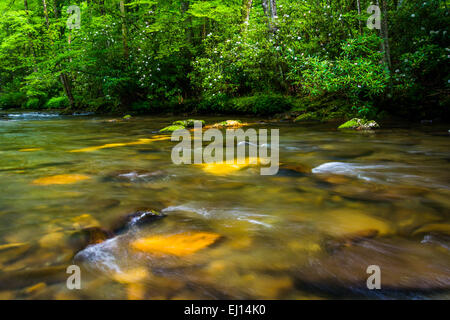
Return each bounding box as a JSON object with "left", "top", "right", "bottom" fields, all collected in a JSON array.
[
  {"left": 0, "top": 92, "right": 26, "bottom": 108},
  {"left": 231, "top": 95, "right": 293, "bottom": 115},
  {"left": 287, "top": 35, "right": 389, "bottom": 118},
  {"left": 24, "top": 98, "right": 40, "bottom": 109},
  {"left": 131, "top": 100, "right": 166, "bottom": 113},
  {"left": 45, "top": 96, "right": 69, "bottom": 109}
]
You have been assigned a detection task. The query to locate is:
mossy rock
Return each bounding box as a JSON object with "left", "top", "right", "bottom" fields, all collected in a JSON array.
[
  {"left": 123, "top": 115, "right": 132, "bottom": 120},
  {"left": 112, "top": 209, "right": 166, "bottom": 234},
  {"left": 211, "top": 120, "right": 244, "bottom": 128},
  {"left": 173, "top": 119, "right": 205, "bottom": 128},
  {"left": 159, "top": 124, "right": 186, "bottom": 133},
  {"left": 294, "top": 112, "right": 320, "bottom": 122},
  {"left": 338, "top": 118, "right": 380, "bottom": 130}
]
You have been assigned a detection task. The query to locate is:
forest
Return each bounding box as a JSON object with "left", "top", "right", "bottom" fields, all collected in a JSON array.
[
  {"left": 0, "top": 0, "right": 449, "bottom": 121},
  {"left": 1, "top": 1, "right": 450, "bottom": 302}
]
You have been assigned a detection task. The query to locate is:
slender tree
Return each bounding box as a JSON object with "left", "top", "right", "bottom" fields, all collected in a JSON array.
[
  {"left": 380, "top": 0, "right": 392, "bottom": 71},
  {"left": 120, "top": 0, "right": 129, "bottom": 60},
  {"left": 357, "top": 0, "right": 362, "bottom": 35},
  {"left": 42, "top": 0, "right": 50, "bottom": 28},
  {"left": 243, "top": 0, "right": 253, "bottom": 28}
]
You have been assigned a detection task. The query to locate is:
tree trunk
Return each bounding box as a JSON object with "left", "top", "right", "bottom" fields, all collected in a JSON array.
[
  {"left": 181, "top": 0, "right": 193, "bottom": 43},
  {"left": 269, "top": 0, "right": 277, "bottom": 20},
  {"left": 60, "top": 73, "right": 75, "bottom": 108},
  {"left": 43, "top": 0, "right": 75, "bottom": 108},
  {"left": 42, "top": 0, "right": 50, "bottom": 28},
  {"left": 53, "top": 0, "right": 61, "bottom": 21},
  {"left": 242, "top": 0, "right": 253, "bottom": 28},
  {"left": 375, "top": 0, "right": 392, "bottom": 98},
  {"left": 25, "top": 0, "right": 38, "bottom": 72},
  {"left": 262, "top": 0, "right": 271, "bottom": 29},
  {"left": 119, "top": 0, "right": 129, "bottom": 60},
  {"left": 99, "top": 0, "right": 105, "bottom": 15},
  {"left": 380, "top": 0, "right": 392, "bottom": 71},
  {"left": 357, "top": 0, "right": 362, "bottom": 35},
  {"left": 376, "top": 0, "right": 392, "bottom": 71}
]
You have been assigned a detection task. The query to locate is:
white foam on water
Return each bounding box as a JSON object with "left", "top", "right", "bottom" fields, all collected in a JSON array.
[
  {"left": 312, "top": 162, "right": 401, "bottom": 182},
  {"left": 162, "top": 204, "right": 273, "bottom": 228},
  {"left": 237, "top": 217, "right": 272, "bottom": 228},
  {"left": 75, "top": 237, "right": 123, "bottom": 273},
  {"left": 311, "top": 161, "right": 448, "bottom": 188},
  {"left": 162, "top": 205, "right": 211, "bottom": 217},
  {"left": 7, "top": 112, "right": 60, "bottom": 119}
]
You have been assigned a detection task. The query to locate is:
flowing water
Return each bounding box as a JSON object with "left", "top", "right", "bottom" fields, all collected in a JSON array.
[{"left": 0, "top": 112, "right": 449, "bottom": 300}]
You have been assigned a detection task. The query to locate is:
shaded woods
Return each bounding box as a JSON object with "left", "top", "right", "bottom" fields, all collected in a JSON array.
[{"left": 0, "top": 1, "right": 448, "bottom": 120}]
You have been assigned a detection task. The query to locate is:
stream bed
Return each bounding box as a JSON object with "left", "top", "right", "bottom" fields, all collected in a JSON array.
[{"left": 0, "top": 112, "right": 449, "bottom": 299}]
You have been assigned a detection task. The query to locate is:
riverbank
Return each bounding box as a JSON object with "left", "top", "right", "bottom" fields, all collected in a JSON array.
[{"left": 1, "top": 93, "right": 449, "bottom": 124}]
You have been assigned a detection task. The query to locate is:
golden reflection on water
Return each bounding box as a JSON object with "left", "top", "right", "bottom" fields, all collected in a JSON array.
[{"left": 0, "top": 115, "right": 449, "bottom": 299}]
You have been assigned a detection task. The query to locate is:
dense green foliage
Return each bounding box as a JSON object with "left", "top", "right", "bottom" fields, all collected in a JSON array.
[{"left": 0, "top": 0, "right": 448, "bottom": 119}]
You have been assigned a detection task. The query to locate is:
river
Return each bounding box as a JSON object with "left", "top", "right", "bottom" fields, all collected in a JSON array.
[{"left": 0, "top": 112, "right": 449, "bottom": 299}]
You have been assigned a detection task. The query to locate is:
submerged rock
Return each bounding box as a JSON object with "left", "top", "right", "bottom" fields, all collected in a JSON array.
[
  {"left": 0, "top": 242, "right": 32, "bottom": 265},
  {"left": 19, "top": 148, "right": 42, "bottom": 152},
  {"left": 112, "top": 267, "right": 149, "bottom": 284},
  {"left": 412, "top": 223, "right": 450, "bottom": 237},
  {"left": 71, "top": 214, "right": 100, "bottom": 229},
  {"left": 39, "top": 232, "right": 66, "bottom": 249},
  {"left": 318, "top": 209, "right": 393, "bottom": 238},
  {"left": 23, "top": 282, "right": 47, "bottom": 295},
  {"left": 32, "top": 174, "right": 91, "bottom": 185},
  {"left": 68, "top": 227, "right": 112, "bottom": 251},
  {"left": 0, "top": 242, "right": 30, "bottom": 252},
  {"left": 235, "top": 274, "right": 293, "bottom": 299},
  {"left": 278, "top": 164, "right": 312, "bottom": 177},
  {"left": 324, "top": 229, "right": 380, "bottom": 252},
  {"left": 421, "top": 234, "right": 450, "bottom": 251},
  {"left": 131, "top": 232, "right": 221, "bottom": 257},
  {"left": 112, "top": 267, "right": 149, "bottom": 300},
  {"left": 338, "top": 118, "right": 380, "bottom": 130},
  {"left": 0, "top": 265, "right": 67, "bottom": 290},
  {"left": 293, "top": 237, "right": 450, "bottom": 296},
  {"left": 200, "top": 162, "right": 248, "bottom": 175}
]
